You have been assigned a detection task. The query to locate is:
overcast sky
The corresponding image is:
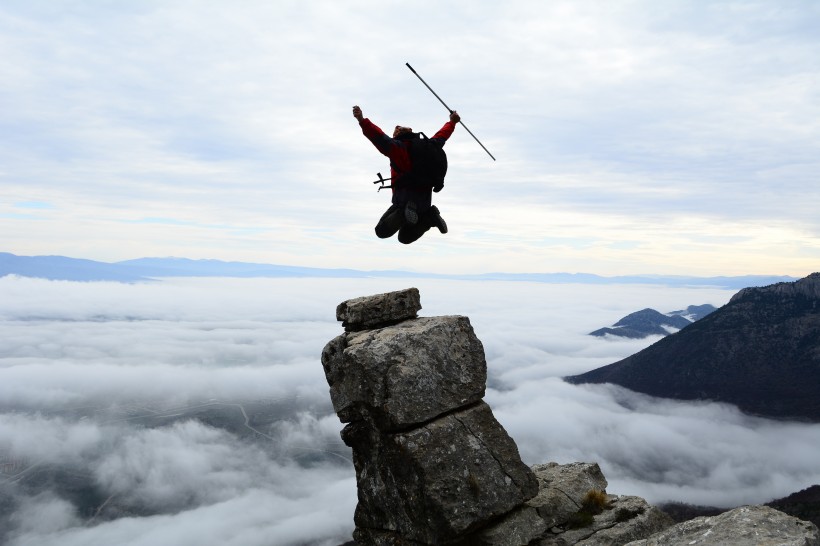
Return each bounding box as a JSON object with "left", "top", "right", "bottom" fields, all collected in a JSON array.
[
  {"left": 1, "top": 1, "right": 818, "bottom": 276},
  {"left": 3, "top": 277, "right": 820, "bottom": 545}
]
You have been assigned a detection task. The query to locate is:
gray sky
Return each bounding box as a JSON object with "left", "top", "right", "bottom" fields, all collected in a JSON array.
[
  {"left": 1, "top": 1, "right": 818, "bottom": 276},
  {"left": 3, "top": 276, "right": 820, "bottom": 545}
]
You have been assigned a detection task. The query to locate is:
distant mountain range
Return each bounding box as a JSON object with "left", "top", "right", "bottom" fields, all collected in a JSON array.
[
  {"left": 0, "top": 253, "right": 798, "bottom": 289},
  {"left": 567, "top": 273, "right": 820, "bottom": 422},
  {"left": 590, "top": 305, "right": 717, "bottom": 339}
]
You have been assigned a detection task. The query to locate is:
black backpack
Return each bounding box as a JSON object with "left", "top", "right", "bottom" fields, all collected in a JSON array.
[{"left": 401, "top": 132, "right": 448, "bottom": 192}]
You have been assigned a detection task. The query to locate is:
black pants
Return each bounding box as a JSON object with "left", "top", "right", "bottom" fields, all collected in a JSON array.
[{"left": 375, "top": 204, "right": 432, "bottom": 245}]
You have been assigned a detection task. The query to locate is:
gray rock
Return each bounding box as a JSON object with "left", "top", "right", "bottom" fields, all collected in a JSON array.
[
  {"left": 626, "top": 505, "right": 820, "bottom": 546},
  {"left": 336, "top": 287, "right": 421, "bottom": 331},
  {"left": 342, "top": 401, "right": 538, "bottom": 544},
  {"left": 528, "top": 462, "right": 609, "bottom": 528},
  {"left": 351, "top": 528, "right": 427, "bottom": 545},
  {"left": 476, "top": 505, "right": 549, "bottom": 545},
  {"left": 583, "top": 496, "right": 674, "bottom": 545},
  {"left": 538, "top": 495, "right": 673, "bottom": 546},
  {"left": 321, "top": 315, "right": 487, "bottom": 430}
]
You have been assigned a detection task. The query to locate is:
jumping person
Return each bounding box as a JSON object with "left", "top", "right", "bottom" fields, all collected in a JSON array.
[{"left": 353, "top": 105, "right": 458, "bottom": 244}]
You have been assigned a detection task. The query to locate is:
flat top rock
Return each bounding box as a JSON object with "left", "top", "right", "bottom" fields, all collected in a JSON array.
[{"left": 336, "top": 287, "right": 421, "bottom": 331}]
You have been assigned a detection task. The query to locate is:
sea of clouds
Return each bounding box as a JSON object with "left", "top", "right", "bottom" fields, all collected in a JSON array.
[{"left": 1, "top": 276, "right": 819, "bottom": 546}]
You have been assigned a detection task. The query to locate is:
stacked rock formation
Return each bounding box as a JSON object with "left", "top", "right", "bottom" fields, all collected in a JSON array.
[
  {"left": 322, "top": 288, "right": 539, "bottom": 544},
  {"left": 322, "top": 288, "right": 820, "bottom": 546}
]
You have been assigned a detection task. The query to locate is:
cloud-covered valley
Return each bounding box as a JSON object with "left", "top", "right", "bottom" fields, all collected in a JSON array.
[{"left": 1, "top": 276, "right": 819, "bottom": 545}]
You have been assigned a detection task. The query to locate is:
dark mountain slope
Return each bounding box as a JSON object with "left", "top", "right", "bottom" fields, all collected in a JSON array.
[
  {"left": 566, "top": 273, "right": 820, "bottom": 422},
  {"left": 768, "top": 485, "right": 820, "bottom": 528}
]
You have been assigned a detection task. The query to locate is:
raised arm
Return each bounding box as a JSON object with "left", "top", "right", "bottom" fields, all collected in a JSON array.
[
  {"left": 431, "top": 110, "right": 460, "bottom": 144},
  {"left": 352, "top": 105, "right": 406, "bottom": 161}
]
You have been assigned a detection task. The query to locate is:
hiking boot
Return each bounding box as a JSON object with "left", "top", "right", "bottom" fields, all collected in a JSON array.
[
  {"left": 430, "top": 205, "right": 448, "bottom": 234},
  {"left": 404, "top": 201, "right": 419, "bottom": 225}
]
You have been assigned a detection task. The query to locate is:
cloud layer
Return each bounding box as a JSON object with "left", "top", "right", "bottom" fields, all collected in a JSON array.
[{"left": 2, "top": 276, "right": 819, "bottom": 545}]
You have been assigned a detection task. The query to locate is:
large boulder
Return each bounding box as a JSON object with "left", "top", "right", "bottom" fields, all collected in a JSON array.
[
  {"left": 322, "top": 315, "right": 487, "bottom": 430},
  {"left": 344, "top": 402, "right": 538, "bottom": 544},
  {"left": 528, "top": 462, "right": 609, "bottom": 528},
  {"left": 522, "top": 462, "right": 673, "bottom": 546}
]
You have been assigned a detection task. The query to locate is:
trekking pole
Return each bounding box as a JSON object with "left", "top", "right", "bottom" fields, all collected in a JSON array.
[{"left": 406, "top": 62, "right": 496, "bottom": 161}]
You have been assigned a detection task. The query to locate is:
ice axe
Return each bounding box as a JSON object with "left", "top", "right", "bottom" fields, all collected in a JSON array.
[{"left": 406, "top": 62, "right": 496, "bottom": 161}]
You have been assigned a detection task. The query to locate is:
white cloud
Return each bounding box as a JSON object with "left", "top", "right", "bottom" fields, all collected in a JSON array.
[
  {"left": 2, "top": 412, "right": 354, "bottom": 546},
  {"left": 7, "top": 484, "right": 357, "bottom": 546},
  {"left": 0, "top": 414, "right": 102, "bottom": 464},
  {"left": 1, "top": 276, "right": 819, "bottom": 544},
  {"left": 488, "top": 380, "right": 820, "bottom": 507},
  {"left": 95, "top": 420, "right": 268, "bottom": 509},
  {"left": 9, "top": 494, "right": 80, "bottom": 538}
]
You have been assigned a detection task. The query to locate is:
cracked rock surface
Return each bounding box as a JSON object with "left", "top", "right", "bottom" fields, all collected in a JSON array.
[
  {"left": 322, "top": 315, "right": 487, "bottom": 430},
  {"left": 343, "top": 402, "right": 538, "bottom": 544}
]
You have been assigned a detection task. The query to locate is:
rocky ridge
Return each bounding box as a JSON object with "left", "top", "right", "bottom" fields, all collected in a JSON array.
[{"left": 322, "top": 288, "right": 819, "bottom": 545}]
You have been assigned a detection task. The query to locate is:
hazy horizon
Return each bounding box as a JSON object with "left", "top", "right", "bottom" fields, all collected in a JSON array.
[
  {"left": 2, "top": 276, "right": 819, "bottom": 545},
  {"left": 0, "top": 250, "right": 803, "bottom": 287}
]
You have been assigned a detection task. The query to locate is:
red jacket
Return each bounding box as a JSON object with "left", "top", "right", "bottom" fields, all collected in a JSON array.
[{"left": 359, "top": 118, "right": 456, "bottom": 197}]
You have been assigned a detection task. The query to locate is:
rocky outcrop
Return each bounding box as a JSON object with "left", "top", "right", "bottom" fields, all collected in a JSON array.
[
  {"left": 568, "top": 273, "right": 820, "bottom": 421},
  {"left": 322, "top": 288, "right": 538, "bottom": 544},
  {"left": 626, "top": 505, "right": 820, "bottom": 546},
  {"left": 732, "top": 272, "right": 820, "bottom": 302},
  {"left": 323, "top": 289, "right": 674, "bottom": 545},
  {"left": 323, "top": 288, "right": 818, "bottom": 545},
  {"left": 525, "top": 463, "right": 673, "bottom": 546}
]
